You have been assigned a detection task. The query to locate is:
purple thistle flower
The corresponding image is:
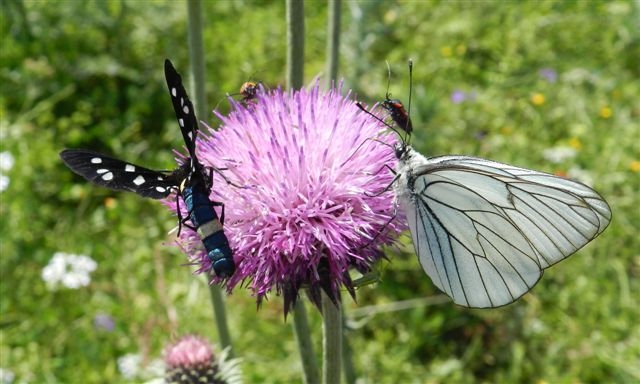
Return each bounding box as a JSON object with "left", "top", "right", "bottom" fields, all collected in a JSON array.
[
  {"left": 167, "top": 83, "right": 404, "bottom": 314},
  {"left": 164, "top": 335, "right": 214, "bottom": 370},
  {"left": 93, "top": 313, "right": 115, "bottom": 332},
  {"left": 538, "top": 67, "right": 558, "bottom": 83},
  {"left": 450, "top": 89, "right": 476, "bottom": 104},
  {"left": 164, "top": 335, "right": 240, "bottom": 384},
  {"left": 450, "top": 89, "right": 466, "bottom": 104}
]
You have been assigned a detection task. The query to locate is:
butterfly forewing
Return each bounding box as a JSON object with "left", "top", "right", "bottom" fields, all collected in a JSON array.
[
  {"left": 400, "top": 153, "right": 611, "bottom": 308},
  {"left": 60, "top": 149, "right": 176, "bottom": 199}
]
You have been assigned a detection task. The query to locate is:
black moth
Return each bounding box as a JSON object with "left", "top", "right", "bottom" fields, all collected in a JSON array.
[{"left": 60, "top": 59, "right": 235, "bottom": 278}]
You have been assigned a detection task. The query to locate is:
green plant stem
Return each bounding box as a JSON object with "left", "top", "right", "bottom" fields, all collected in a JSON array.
[
  {"left": 341, "top": 307, "right": 356, "bottom": 384},
  {"left": 322, "top": 292, "right": 342, "bottom": 384},
  {"left": 207, "top": 283, "right": 233, "bottom": 355},
  {"left": 286, "top": 2, "right": 317, "bottom": 382},
  {"left": 187, "top": 0, "right": 233, "bottom": 356},
  {"left": 286, "top": 0, "right": 305, "bottom": 89},
  {"left": 325, "top": 0, "right": 341, "bottom": 89},
  {"left": 324, "top": 3, "right": 353, "bottom": 381},
  {"left": 187, "top": 0, "right": 208, "bottom": 121},
  {"left": 293, "top": 301, "right": 320, "bottom": 384}
]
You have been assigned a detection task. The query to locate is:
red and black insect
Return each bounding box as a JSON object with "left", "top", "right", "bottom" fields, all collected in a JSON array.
[
  {"left": 381, "top": 96, "right": 412, "bottom": 134},
  {"left": 355, "top": 60, "right": 414, "bottom": 137},
  {"left": 382, "top": 59, "right": 414, "bottom": 134}
]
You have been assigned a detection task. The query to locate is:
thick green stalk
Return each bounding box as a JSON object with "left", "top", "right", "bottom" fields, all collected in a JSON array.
[
  {"left": 341, "top": 308, "right": 356, "bottom": 384},
  {"left": 187, "top": 0, "right": 208, "bottom": 121},
  {"left": 186, "top": 0, "right": 233, "bottom": 356},
  {"left": 322, "top": 293, "right": 342, "bottom": 384},
  {"left": 325, "top": 0, "right": 341, "bottom": 89},
  {"left": 286, "top": 0, "right": 305, "bottom": 89},
  {"left": 324, "top": 3, "right": 355, "bottom": 381},
  {"left": 286, "top": 2, "right": 318, "bottom": 382},
  {"left": 293, "top": 301, "right": 320, "bottom": 384}
]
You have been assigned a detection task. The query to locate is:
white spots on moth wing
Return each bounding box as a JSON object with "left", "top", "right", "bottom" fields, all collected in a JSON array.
[
  {"left": 183, "top": 105, "right": 189, "bottom": 114},
  {"left": 91, "top": 157, "right": 102, "bottom": 164},
  {"left": 179, "top": 118, "right": 184, "bottom": 127},
  {"left": 180, "top": 97, "right": 184, "bottom": 106},
  {"left": 133, "top": 175, "right": 145, "bottom": 186},
  {"left": 171, "top": 87, "right": 177, "bottom": 97},
  {"left": 96, "top": 168, "right": 113, "bottom": 181},
  {"left": 124, "top": 164, "right": 135, "bottom": 172},
  {"left": 156, "top": 186, "right": 166, "bottom": 193},
  {"left": 157, "top": 176, "right": 163, "bottom": 180},
  {"left": 187, "top": 131, "right": 193, "bottom": 140},
  {"left": 101, "top": 172, "right": 114, "bottom": 181}
]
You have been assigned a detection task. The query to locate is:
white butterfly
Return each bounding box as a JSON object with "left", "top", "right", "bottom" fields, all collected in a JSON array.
[{"left": 394, "top": 145, "right": 612, "bottom": 307}]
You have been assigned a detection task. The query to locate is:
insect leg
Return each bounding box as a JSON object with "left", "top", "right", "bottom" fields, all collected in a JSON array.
[
  {"left": 359, "top": 201, "right": 399, "bottom": 250},
  {"left": 364, "top": 168, "right": 400, "bottom": 197}
]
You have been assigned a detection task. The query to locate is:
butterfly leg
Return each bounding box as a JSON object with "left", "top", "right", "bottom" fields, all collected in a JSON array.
[
  {"left": 365, "top": 168, "right": 400, "bottom": 197},
  {"left": 359, "top": 202, "right": 398, "bottom": 250}
]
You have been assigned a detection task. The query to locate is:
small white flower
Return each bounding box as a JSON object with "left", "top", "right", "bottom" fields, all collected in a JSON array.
[
  {"left": 0, "top": 175, "right": 9, "bottom": 192},
  {"left": 568, "top": 167, "right": 594, "bottom": 187},
  {"left": 0, "top": 368, "right": 15, "bottom": 384},
  {"left": 117, "top": 353, "right": 142, "bottom": 380},
  {"left": 142, "top": 359, "right": 165, "bottom": 379},
  {"left": 41, "top": 252, "right": 97, "bottom": 289},
  {"left": 117, "top": 354, "right": 164, "bottom": 382},
  {"left": 0, "top": 152, "right": 14, "bottom": 172},
  {"left": 542, "top": 146, "right": 577, "bottom": 164}
]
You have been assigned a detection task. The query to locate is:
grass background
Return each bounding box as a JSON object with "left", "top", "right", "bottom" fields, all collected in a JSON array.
[{"left": 1, "top": 1, "right": 639, "bottom": 382}]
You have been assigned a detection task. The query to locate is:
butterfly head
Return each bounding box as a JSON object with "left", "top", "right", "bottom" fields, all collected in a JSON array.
[{"left": 394, "top": 140, "right": 412, "bottom": 162}]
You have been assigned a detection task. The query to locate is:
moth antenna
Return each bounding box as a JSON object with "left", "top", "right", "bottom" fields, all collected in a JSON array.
[
  {"left": 407, "top": 58, "right": 413, "bottom": 144},
  {"left": 355, "top": 102, "right": 402, "bottom": 139},
  {"left": 385, "top": 60, "right": 392, "bottom": 99}
]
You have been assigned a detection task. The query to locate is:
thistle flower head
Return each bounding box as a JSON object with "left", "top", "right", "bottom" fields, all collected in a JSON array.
[
  {"left": 164, "top": 335, "right": 241, "bottom": 384},
  {"left": 164, "top": 335, "right": 214, "bottom": 370},
  {"left": 169, "top": 83, "right": 404, "bottom": 314}
]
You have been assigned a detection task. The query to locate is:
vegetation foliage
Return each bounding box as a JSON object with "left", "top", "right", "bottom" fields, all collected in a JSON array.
[{"left": 1, "top": 1, "right": 638, "bottom": 382}]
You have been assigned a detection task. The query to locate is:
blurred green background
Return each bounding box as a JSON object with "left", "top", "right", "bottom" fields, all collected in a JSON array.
[{"left": 1, "top": 1, "right": 639, "bottom": 382}]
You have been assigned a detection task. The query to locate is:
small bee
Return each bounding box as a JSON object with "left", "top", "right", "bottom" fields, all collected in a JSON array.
[{"left": 239, "top": 81, "right": 259, "bottom": 103}]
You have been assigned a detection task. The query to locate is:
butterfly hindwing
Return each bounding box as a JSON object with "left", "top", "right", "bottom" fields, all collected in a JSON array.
[
  {"left": 399, "top": 152, "right": 611, "bottom": 308},
  {"left": 60, "top": 149, "right": 176, "bottom": 199}
]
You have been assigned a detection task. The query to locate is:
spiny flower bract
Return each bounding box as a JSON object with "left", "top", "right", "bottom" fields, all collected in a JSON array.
[{"left": 170, "top": 83, "right": 404, "bottom": 314}]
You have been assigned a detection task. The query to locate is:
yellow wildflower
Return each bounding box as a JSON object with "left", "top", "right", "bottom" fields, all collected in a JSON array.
[
  {"left": 568, "top": 137, "right": 582, "bottom": 150},
  {"left": 104, "top": 197, "right": 118, "bottom": 210},
  {"left": 599, "top": 106, "right": 612, "bottom": 119},
  {"left": 630, "top": 160, "right": 640, "bottom": 172},
  {"left": 456, "top": 44, "right": 467, "bottom": 55},
  {"left": 500, "top": 126, "right": 513, "bottom": 136},
  {"left": 440, "top": 46, "right": 453, "bottom": 58},
  {"left": 530, "top": 93, "right": 545, "bottom": 106}
]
